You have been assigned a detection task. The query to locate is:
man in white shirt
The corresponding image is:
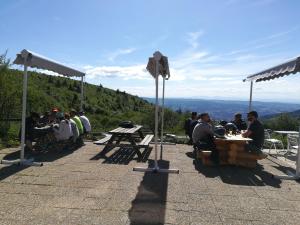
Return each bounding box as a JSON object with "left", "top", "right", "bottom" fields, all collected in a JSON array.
[
  {"left": 79, "top": 111, "right": 91, "bottom": 133},
  {"left": 53, "top": 114, "right": 73, "bottom": 141},
  {"left": 64, "top": 113, "right": 79, "bottom": 143}
]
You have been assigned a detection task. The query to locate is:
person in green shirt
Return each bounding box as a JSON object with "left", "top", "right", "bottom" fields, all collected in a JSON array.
[{"left": 70, "top": 109, "right": 84, "bottom": 135}]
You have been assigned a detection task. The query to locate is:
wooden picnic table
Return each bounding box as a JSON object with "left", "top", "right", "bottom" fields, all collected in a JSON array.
[
  {"left": 97, "top": 125, "right": 153, "bottom": 159},
  {"left": 199, "top": 135, "right": 264, "bottom": 168}
]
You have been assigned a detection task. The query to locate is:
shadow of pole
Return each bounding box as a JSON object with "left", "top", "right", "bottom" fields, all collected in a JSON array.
[
  {"left": 0, "top": 145, "right": 82, "bottom": 182},
  {"left": 129, "top": 159, "right": 169, "bottom": 225}
]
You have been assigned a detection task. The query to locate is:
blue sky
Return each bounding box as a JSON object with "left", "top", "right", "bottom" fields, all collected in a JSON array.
[{"left": 1, "top": 0, "right": 300, "bottom": 102}]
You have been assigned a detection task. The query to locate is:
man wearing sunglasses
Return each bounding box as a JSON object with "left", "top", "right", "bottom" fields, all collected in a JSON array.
[{"left": 242, "top": 111, "right": 267, "bottom": 158}]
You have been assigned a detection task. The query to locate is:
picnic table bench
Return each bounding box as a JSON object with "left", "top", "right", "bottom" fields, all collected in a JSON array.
[
  {"left": 94, "top": 125, "right": 153, "bottom": 159},
  {"left": 196, "top": 135, "right": 266, "bottom": 168}
]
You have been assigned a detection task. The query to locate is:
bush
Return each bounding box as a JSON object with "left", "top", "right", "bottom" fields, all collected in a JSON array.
[{"left": 264, "top": 113, "right": 299, "bottom": 131}]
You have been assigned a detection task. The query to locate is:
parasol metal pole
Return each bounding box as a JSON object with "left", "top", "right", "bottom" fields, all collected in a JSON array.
[
  {"left": 133, "top": 51, "right": 179, "bottom": 174},
  {"left": 153, "top": 59, "right": 159, "bottom": 170},
  {"left": 160, "top": 76, "right": 166, "bottom": 160},
  {"left": 80, "top": 75, "right": 84, "bottom": 111},
  {"left": 249, "top": 81, "right": 253, "bottom": 112},
  {"left": 1, "top": 55, "right": 42, "bottom": 167},
  {"left": 20, "top": 62, "right": 28, "bottom": 161}
]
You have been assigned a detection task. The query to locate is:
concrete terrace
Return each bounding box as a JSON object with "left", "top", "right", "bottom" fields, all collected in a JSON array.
[{"left": 0, "top": 143, "right": 300, "bottom": 225}]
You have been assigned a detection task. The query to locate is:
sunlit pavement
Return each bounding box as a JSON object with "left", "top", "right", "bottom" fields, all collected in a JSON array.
[{"left": 0, "top": 143, "right": 300, "bottom": 225}]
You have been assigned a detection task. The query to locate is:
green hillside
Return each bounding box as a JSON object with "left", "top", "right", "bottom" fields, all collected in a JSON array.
[{"left": 0, "top": 53, "right": 185, "bottom": 148}]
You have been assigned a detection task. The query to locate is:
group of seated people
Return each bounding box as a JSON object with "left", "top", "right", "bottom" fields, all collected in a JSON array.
[
  {"left": 23, "top": 108, "right": 91, "bottom": 153},
  {"left": 185, "top": 111, "right": 266, "bottom": 165}
]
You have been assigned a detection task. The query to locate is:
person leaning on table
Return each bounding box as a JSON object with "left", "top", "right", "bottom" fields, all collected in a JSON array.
[
  {"left": 232, "top": 113, "right": 247, "bottom": 131},
  {"left": 242, "top": 111, "right": 267, "bottom": 158},
  {"left": 192, "top": 113, "right": 219, "bottom": 164}
]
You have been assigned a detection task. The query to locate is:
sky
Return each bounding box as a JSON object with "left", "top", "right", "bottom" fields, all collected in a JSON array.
[{"left": 1, "top": 0, "right": 300, "bottom": 103}]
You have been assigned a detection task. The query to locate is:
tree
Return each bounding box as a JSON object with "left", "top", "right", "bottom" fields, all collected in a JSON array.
[
  {"left": 55, "top": 79, "right": 61, "bottom": 87},
  {"left": 72, "top": 94, "right": 79, "bottom": 105},
  {"left": 0, "top": 51, "right": 9, "bottom": 73},
  {"left": 0, "top": 52, "right": 20, "bottom": 138},
  {"left": 97, "top": 84, "right": 103, "bottom": 92},
  {"left": 62, "top": 79, "right": 68, "bottom": 86},
  {"left": 48, "top": 76, "right": 53, "bottom": 83},
  {"left": 176, "top": 107, "right": 183, "bottom": 114},
  {"left": 264, "top": 113, "right": 299, "bottom": 131}
]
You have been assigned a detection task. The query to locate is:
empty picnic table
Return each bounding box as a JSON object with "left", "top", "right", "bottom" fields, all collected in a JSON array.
[{"left": 95, "top": 125, "right": 154, "bottom": 159}]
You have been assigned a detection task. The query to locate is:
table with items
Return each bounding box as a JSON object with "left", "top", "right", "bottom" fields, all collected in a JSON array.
[{"left": 199, "top": 135, "right": 265, "bottom": 168}]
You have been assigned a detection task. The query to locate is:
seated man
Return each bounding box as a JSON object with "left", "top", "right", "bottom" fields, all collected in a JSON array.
[
  {"left": 21, "top": 112, "right": 40, "bottom": 152},
  {"left": 232, "top": 113, "right": 247, "bottom": 131},
  {"left": 242, "top": 111, "right": 267, "bottom": 158},
  {"left": 192, "top": 113, "right": 219, "bottom": 164},
  {"left": 70, "top": 109, "right": 84, "bottom": 135},
  {"left": 184, "top": 112, "right": 198, "bottom": 145},
  {"left": 79, "top": 111, "right": 91, "bottom": 134},
  {"left": 65, "top": 113, "right": 79, "bottom": 143},
  {"left": 53, "top": 113, "right": 73, "bottom": 142}
]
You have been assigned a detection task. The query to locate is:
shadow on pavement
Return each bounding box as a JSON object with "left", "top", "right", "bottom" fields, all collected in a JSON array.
[
  {"left": 129, "top": 159, "right": 169, "bottom": 225},
  {"left": 90, "top": 146, "right": 152, "bottom": 164},
  {"left": 193, "top": 158, "right": 282, "bottom": 188},
  {"left": 0, "top": 144, "right": 82, "bottom": 181},
  {"left": 102, "top": 146, "right": 152, "bottom": 165}
]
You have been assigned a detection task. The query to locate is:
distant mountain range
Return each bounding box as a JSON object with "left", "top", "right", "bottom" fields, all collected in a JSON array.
[
  {"left": 144, "top": 98, "right": 300, "bottom": 120},
  {"left": 261, "top": 109, "right": 300, "bottom": 120}
]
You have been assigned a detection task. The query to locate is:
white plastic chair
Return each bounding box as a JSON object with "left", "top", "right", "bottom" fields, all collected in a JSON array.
[
  {"left": 264, "top": 130, "right": 284, "bottom": 155},
  {"left": 286, "top": 134, "right": 299, "bottom": 157}
]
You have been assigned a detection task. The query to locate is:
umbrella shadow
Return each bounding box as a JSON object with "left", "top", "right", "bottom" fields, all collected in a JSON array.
[
  {"left": 193, "top": 158, "right": 282, "bottom": 188},
  {"left": 128, "top": 159, "right": 169, "bottom": 225}
]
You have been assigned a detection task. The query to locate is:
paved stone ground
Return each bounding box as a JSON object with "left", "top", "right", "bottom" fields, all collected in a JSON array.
[{"left": 0, "top": 142, "right": 300, "bottom": 225}]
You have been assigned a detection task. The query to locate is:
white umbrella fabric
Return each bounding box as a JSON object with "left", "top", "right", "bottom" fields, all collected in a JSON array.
[
  {"left": 133, "top": 51, "right": 179, "bottom": 174},
  {"left": 243, "top": 55, "right": 300, "bottom": 180}
]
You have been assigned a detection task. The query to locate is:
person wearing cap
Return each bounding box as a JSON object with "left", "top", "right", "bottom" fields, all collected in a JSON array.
[
  {"left": 79, "top": 111, "right": 91, "bottom": 134},
  {"left": 48, "top": 108, "right": 59, "bottom": 124},
  {"left": 242, "top": 111, "right": 267, "bottom": 158},
  {"left": 192, "top": 113, "right": 219, "bottom": 164},
  {"left": 184, "top": 112, "right": 198, "bottom": 144},
  {"left": 70, "top": 110, "right": 84, "bottom": 135}
]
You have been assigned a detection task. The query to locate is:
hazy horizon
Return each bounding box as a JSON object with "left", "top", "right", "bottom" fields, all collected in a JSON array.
[{"left": 143, "top": 96, "right": 300, "bottom": 105}]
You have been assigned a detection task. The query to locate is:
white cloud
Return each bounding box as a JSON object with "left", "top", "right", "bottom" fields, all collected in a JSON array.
[
  {"left": 187, "top": 31, "right": 204, "bottom": 49},
  {"left": 107, "top": 48, "right": 136, "bottom": 62},
  {"left": 68, "top": 29, "right": 300, "bottom": 102},
  {"left": 83, "top": 29, "right": 292, "bottom": 84},
  {"left": 85, "top": 64, "right": 149, "bottom": 80}
]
